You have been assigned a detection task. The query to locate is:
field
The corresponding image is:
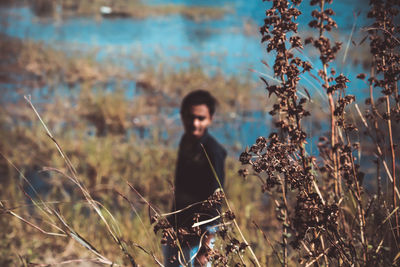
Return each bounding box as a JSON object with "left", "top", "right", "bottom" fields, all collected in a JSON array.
[{"left": 1, "top": 0, "right": 400, "bottom": 266}]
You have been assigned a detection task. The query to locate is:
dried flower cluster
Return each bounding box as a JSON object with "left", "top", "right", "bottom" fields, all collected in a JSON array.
[
  {"left": 291, "top": 192, "right": 338, "bottom": 249},
  {"left": 239, "top": 0, "right": 399, "bottom": 265},
  {"left": 260, "top": 2, "right": 312, "bottom": 148},
  {"left": 306, "top": 0, "right": 364, "bottom": 203},
  {"left": 152, "top": 188, "right": 247, "bottom": 265},
  {"left": 239, "top": 0, "right": 348, "bottom": 265},
  {"left": 240, "top": 135, "right": 311, "bottom": 191},
  {"left": 202, "top": 189, "right": 224, "bottom": 210},
  {"left": 155, "top": 0, "right": 399, "bottom": 265},
  {"left": 361, "top": 0, "right": 400, "bottom": 262}
]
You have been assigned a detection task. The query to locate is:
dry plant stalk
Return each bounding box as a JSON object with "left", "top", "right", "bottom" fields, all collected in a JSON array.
[
  {"left": 363, "top": 0, "right": 400, "bottom": 238},
  {"left": 240, "top": 0, "right": 400, "bottom": 266},
  {"left": 17, "top": 95, "right": 144, "bottom": 267},
  {"left": 151, "top": 144, "right": 261, "bottom": 266}
]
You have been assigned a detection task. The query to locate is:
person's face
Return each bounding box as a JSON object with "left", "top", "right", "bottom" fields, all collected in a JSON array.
[{"left": 181, "top": 104, "right": 212, "bottom": 139}]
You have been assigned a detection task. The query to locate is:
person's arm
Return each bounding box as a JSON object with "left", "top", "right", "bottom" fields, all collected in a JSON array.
[
  {"left": 209, "top": 147, "right": 226, "bottom": 191},
  {"left": 205, "top": 144, "right": 226, "bottom": 227}
]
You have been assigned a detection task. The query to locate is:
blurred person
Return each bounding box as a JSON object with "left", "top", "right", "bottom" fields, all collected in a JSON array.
[{"left": 164, "top": 89, "right": 227, "bottom": 267}]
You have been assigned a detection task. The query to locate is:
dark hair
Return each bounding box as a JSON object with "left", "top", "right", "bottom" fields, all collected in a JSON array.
[{"left": 180, "top": 89, "right": 217, "bottom": 117}]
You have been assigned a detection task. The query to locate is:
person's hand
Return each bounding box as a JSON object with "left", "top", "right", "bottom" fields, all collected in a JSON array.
[{"left": 194, "top": 233, "right": 214, "bottom": 266}]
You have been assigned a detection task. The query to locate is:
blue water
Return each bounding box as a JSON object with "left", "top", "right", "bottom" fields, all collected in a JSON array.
[
  {"left": 1, "top": 0, "right": 374, "bottom": 150},
  {"left": 1, "top": 1, "right": 370, "bottom": 76}
]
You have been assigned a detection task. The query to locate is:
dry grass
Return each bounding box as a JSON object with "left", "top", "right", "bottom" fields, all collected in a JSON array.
[
  {"left": 0, "top": 30, "right": 273, "bottom": 265},
  {"left": 24, "top": 0, "right": 229, "bottom": 22},
  {"left": 2, "top": 0, "right": 399, "bottom": 266}
]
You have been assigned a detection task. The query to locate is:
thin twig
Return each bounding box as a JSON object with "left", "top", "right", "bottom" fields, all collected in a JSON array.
[{"left": 201, "top": 144, "right": 261, "bottom": 267}]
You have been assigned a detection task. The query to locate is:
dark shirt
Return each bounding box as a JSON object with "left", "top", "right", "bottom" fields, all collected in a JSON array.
[{"left": 171, "top": 130, "right": 227, "bottom": 230}]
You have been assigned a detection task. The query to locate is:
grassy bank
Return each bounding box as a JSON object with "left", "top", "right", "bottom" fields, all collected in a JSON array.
[
  {"left": 0, "top": 108, "right": 276, "bottom": 265},
  {"left": 7, "top": 0, "right": 229, "bottom": 22},
  {"left": 0, "top": 32, "right": 278, "bottom": 265}
]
